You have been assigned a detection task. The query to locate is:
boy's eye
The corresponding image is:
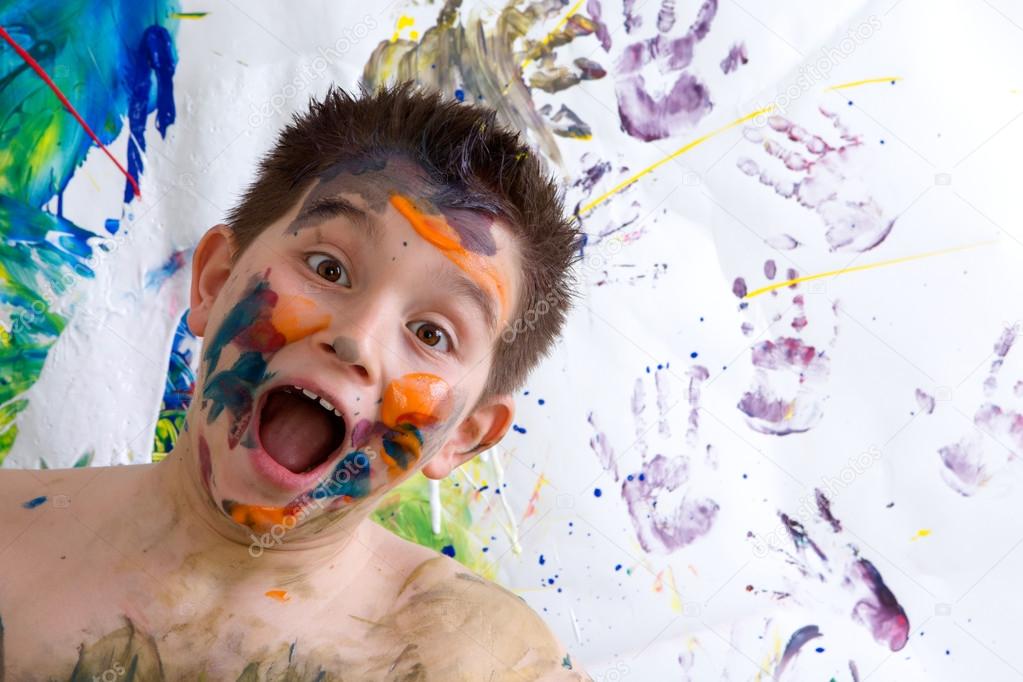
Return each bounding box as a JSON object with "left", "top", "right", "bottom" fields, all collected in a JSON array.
[
  {"left": 305, "top": 253, "right": 350, "bottom": 286},
  {"left": 407, "top": 320, "right": 452, "bottom": 353}
]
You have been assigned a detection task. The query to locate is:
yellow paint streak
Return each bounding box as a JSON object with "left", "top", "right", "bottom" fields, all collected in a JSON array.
[
  {"left": 666, "top": 566, "right": 682, "bottom": 613},
  {"left": 521, "top": 472, "right": 549, "bottom": 521},
  {"left": 579, "top": 106, "right": 775, "bottom": 215},
  {"left": 826, "top": 76, "right": 903, "bottom": 91},
  {"left": 913, "top": 528, "right": 932, "bottom": 541},
  {"left": 520, "top": 0, "right": 586, "bottom": 71},
  {"left": 391, "top": 14, "right": 415, "bottom": 43},
  {"left": 742, "top": 240, "right": 999, "bottom": 299}
]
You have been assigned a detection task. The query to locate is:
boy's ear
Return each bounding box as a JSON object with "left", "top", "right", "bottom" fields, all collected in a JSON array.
[
  {"left": 187, "top": 224, "right": 237, "bottom": 337},
  {"left": 421, "top": 394, "right": 515, "bottom": 480}
]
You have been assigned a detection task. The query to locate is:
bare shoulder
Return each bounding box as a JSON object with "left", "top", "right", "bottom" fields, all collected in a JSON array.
[{"left": 371, "top": 552, "right": 592, "bottom": 681}]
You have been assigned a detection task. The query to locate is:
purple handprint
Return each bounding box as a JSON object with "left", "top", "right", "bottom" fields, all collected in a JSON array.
[
  {"left": 589, "top": 364, "right": 719, "bottom": 554},
  {"left": 614, "top": 0, "right": 718, "bottom": 141},
  {"left": 737, "top": 109, "right": 896, "bottom": 252},
  {"left": 920, "top": 325, "right": 1022, "bottom": 495}
]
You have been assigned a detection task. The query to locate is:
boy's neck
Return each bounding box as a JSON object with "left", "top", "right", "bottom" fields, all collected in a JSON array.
[{"left": 144, "top": 414, "right": 372, "bottom": 583}]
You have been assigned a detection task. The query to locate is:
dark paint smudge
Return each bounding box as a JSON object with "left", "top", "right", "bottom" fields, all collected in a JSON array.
[
  {"left": 851, "top": 558, "right": 910, "bottom": 651},
  {"left": 775, "top": 624, "right": 822, "bottom": 680},
  {"left": 720, "top": 42, "right": 748, "bottom": 74},
  {"left": 21, "top": 495, "right": 47, "bottom": 509},
  {"left": 816, "top": 489, "right": 841, "bottom": 532}
]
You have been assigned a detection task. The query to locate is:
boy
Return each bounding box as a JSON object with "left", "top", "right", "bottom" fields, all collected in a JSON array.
[{"left": 0, "top": 83, "right": 588, "bottom": 680}]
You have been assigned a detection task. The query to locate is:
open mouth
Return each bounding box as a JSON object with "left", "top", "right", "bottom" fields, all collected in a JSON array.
[{"left": 258, "top": 385, "right": 347, "bottom": 474}]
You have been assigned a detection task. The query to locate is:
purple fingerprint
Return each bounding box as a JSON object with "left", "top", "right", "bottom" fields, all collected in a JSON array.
[{"left": 720, "top": 42, "right": 748, "bottom": 74}]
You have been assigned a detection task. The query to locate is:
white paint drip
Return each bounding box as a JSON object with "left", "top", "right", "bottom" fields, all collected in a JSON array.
[
  {"left": 569, "top": 607, "right": 582, "bottom": 644},
  {"left": 456, "top": 450, "right": 522, "bottom": 555},
  {"left": 429, "top": 478, "right": 442, "bottom": 535},
  {"left": 486, "top": 448, "right": 522, "bottom": 555}
]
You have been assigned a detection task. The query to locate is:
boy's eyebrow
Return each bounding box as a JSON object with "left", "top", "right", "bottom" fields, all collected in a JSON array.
[
  {"left": 294, "top": 195, "right": 382, "bottom": 243},
  {"left": 431, "top": 263, "right": 500, "bottom": 337}
]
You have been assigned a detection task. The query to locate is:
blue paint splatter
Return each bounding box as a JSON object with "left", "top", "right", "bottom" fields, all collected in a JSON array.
[
  {"left": 441, "top": 544, "right": 456, "bottom": 557},
  {"left": 144, "top": 248, "right": 190, "bottom": 290},
  {"left": 124, "top": 25, "right": 178, "bottom": 202},
  {"left": 539, "top": 554, "right": 546, "bottom": 565},
  {"left": 454, "top": 88, "right": 465, "bottom": 102},
  {"left": 614, "top": 563, "right": 622, "bottom": 571},
  {"left": 594, "top": 487, "right": 602, "bottom": 497},
  {"left": 512, "top": 424, "right": 527, "bottom": 434},
  {"left": 22, "top": 495, "right": 47, "bottom": 509}
]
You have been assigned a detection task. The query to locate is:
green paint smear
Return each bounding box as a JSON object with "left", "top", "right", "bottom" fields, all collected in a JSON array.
[{"left": 371, "top": 473, "right": 494, "bottom": 579}]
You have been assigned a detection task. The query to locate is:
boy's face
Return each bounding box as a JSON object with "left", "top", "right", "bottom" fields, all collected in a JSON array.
[{"left": 186, "top": 157, "right": 520, "bottom": 539}]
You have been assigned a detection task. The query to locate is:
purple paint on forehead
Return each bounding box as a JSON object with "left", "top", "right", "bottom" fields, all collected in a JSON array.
[
  {"left": 439, "top": 206, "right": 497, "bottom": 256},
  {"left": 286, "top": 156, "right": 500, "bottom": 257}
]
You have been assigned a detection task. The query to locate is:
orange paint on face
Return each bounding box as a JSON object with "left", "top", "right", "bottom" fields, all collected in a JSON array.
[
  {"left": 265, "top": 589, "right": 290, "bottom": 602},
  {"left": 270, "top": 295, "right": 331, "bottom": 343},
  {"left": 389, "top": 194, "right": 509, "bottom": 324},
  {"left": 228, "top": 503, "right": 297, "bottom": 534},
  {"left": 381, "top": 372, "right": 454, "bottom": 428}
]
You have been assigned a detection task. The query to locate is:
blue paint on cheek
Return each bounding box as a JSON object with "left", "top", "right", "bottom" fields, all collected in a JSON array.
[
  {"left": 441, "top": 544, "right": 456, "bottom": 557},
  {"left": 203, "top": 277, "right": 277, "bottom": 374},
  {"left": 22, "top": 495, "right": 47, "bottom": 509},
  {"left": 382, "top": 423, "right": 424, "bottom": 470},
  {"left": 203, "top": 352, "right": 269, "bottom": 424},
  {"left": 312, "top": 451, "right": 373, "bottom": 500}
]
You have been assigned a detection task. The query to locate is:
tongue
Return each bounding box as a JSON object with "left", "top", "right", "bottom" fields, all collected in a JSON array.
[{"left": 259, "top": 391, "right": 340, "bottom": 473}]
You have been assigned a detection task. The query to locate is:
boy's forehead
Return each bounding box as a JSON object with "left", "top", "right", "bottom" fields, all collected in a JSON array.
[
  {"left": 277, "top": 155, "right": 522, "bottom": 329},
  {"left": 302, "top": 156, "right": 435, "bottom": 214}
]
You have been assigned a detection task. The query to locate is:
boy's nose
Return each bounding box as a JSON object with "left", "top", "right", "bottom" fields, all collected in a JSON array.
[{"left": 326, "top": 334, "right": 372, "bottom": 384}]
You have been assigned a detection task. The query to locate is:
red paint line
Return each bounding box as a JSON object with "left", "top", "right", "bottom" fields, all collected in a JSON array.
[{"left": 0, "top": 24, "right": 141, "bottom": 197}]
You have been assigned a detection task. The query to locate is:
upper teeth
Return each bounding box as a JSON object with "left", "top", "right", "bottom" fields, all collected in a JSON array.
[{"left": 295, "top": 386, "right": 342, "bottom": 418}]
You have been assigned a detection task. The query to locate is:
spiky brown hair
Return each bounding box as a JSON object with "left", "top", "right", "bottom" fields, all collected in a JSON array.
[{"left": 226, "top": 82, "right": 582, "bottom": 403}]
